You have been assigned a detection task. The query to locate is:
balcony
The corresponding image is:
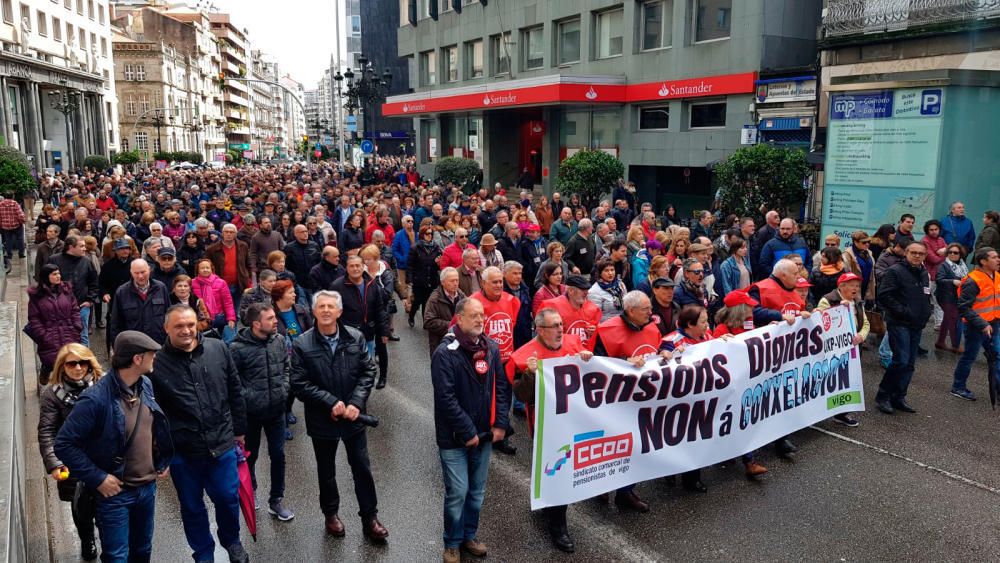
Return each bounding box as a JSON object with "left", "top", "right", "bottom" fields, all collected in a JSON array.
[
  {"left": 823, "top": 0, "right": 1000, "bottom": 38},
  {"left": 225, "top": 92, "right": 249, "bottom": 107}
]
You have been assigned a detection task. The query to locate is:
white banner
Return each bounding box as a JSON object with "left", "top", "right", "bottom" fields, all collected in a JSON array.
[{"left": 530, "top": 305, "right": 864, "bottom": 509}]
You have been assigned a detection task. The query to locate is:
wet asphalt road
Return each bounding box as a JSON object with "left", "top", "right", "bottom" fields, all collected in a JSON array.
[{"left": 46, "top": 312, "right": 1000, "bottom": 562}]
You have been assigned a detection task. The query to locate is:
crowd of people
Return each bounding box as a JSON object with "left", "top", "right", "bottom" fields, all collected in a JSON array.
[{"left": 17, "top": 157, "right": 1000, "bottom": 562}]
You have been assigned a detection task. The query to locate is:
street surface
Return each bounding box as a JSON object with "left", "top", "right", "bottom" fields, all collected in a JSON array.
[{"left": 23, "top": 257, "right": 1000, "bottom": 562}]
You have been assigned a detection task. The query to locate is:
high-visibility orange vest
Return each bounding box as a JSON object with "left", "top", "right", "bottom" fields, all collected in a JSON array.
[{"left": 961, "top": 269, "right": 1000, "bottom": 322}]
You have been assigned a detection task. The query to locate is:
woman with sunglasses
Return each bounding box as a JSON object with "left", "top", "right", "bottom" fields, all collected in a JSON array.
[
  {"left": 37, "top": 343, "right": 102, "bottom": 560},
  {"left": 407, "top": 225, "right": 443, "bottom": 327},
  {"left": 27, "top": 264, "right": 83, "bottom": 384},
  {"left": 842, "top": 231, "right": 875, "bottom": 306},
  {"left": 935, "top": 243, "right": 968, "bottom": 353}
]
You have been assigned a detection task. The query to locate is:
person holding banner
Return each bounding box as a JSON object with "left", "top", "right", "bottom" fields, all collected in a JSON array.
[
  {"left": 815, "top": 272, "right": 869, "bottom": 427},
  {"left": 588, "top": 290, "right": 667, "bottom": 512},
  {"left": 650, "top": 277, "right": 679, "bottom": 336},
  {"left": 508, "top": 308, "right": 592, "bottom": 553},
  {"left": 543, "top": 275, "right": 602, "bottom": 347},
  {"left": 431, "top": 297, "right": 511, "bottom": 563},
  {"left": 950, "top": 246, "right": 1000, "bottom": 402}
]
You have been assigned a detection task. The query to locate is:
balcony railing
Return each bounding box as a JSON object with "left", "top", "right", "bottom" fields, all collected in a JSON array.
[{"left": 823, "top": 0, "right": 1000, "bottom": 37}]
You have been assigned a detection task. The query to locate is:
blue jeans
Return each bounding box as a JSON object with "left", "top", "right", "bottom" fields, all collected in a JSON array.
[
  {"left": 952, "top": 320, "right": 1000, "bottom": 391},
  {"left": 170, "top": 449, "right": 242, "bottom": 561},
  {"left": 94, "top": 482, "right": 156, "bottom": 563},
  {"left": 79, "top": 304, "right": 92, "bottom": 347},
  {"left": 439, "top": 444, "right": 492, "bottom": 549},
  {"left": 876, "top": 324, "right": 923, "bottom": 403},
  {"left": 879, "top": 333, "right": 892, "bottom": 366},
  {"left": 246, "top": 413, "right": 286, "bottom": 503}
]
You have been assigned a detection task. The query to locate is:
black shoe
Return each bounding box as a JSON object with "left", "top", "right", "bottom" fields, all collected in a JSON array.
[
  {"left": 225, "top": 542, "right": 250, "bottom": 563},
  {"left": 682, "top": 480, "right": 708, "bottom": 493},
  {"left": 876, "top": 400, "right": 895, "bottom": 414},
  {"left": 833, "top": 413, "right": 860, "bottom": 427},
  {"left": 388, "top": 335, "right": 400, "bottom": 342},
  {"left": 775, "top": 438, "right": 798, "bottom": 458},
  {"left": 494, "top": 438, "right": 517, "bottom": 455},
  {"left": 376, "top": 378, "right": 386, "bottom": 390},
  {"left": 917, "top": 346, "right": 929, "bottom": 357},
  {"left": 549, "top": 528, "right": 575, "bottom": 553},
  {"left": 407, "top": 317, "right": 415, "bottom": 328},
  {"left": 81, "top": 537, "right": 97, "bottom": 561},
  {"left": 892, "top": 399, "right": 917, "bottom": 413}
]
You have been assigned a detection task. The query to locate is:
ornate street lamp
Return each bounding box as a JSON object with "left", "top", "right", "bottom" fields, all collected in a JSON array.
[
  {"left": 334, "top": 55, "right": 392, "bottom": 142},
  {"left": 48, "top": 80, "right": 81, "bottom": 171}
]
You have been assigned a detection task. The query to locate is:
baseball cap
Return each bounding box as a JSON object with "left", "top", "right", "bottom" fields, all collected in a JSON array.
[
  {"left": 158, "top": 247, "right": 176, "bottom": 257},
  {"left": 651, "top": 277, "right": 676, "bottom": 289},
  {"left": 565, "top": 275, "right": 592, "bottom": 290},
  {"left": 724, "top": 290, "right": 758, "bottom": 308},
  {"left": 113, "top": 239, "right": 130, "bottom": 251},
  {"left": 112, "top": 331, "right": 161, "bottom": 366},
  {"left": 837, "top": 272, "right": 862, "bottom": 285},
  {"left": 525, "top": 224, "right": 541, "bottom": 232},
  {"left": 795, "top": 277, "right": 813, "bottom": 288}
]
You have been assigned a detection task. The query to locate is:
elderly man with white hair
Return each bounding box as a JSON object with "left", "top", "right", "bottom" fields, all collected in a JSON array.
[{"left": 109, "top": 258, "right": 170, "bottom": 344}]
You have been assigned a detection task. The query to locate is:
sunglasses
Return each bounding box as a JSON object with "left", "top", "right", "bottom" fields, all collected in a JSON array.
[
  {"left": 948, "top": 251, "right": 961, "bottom": 255},
  {"left": 64, "top": 360, "right": 90, "bottom": 368},
  {"left": 689, "top": 270, "right": 705, "bottom": 276}
]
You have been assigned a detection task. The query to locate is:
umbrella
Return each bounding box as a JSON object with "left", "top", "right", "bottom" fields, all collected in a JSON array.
[
  {"left": 986, "top": 345, "right": 999, "bottom": 410},
  {"left": 236, "top": 444, "right": 258, "bottom": 542}
]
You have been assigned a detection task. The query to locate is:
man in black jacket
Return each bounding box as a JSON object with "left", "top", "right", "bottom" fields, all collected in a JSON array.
[
  {"left": 330, "top": 255, "right": 389, "bottom": 347},
  {"left": 48, "top": 235, "right": 99, "bottom": 345},
  {"left": 151, "top": 305, "right": 250, "bottom": 563},
  {"left": 564, "top": 219, "right": 596, "bottom": 277},
  {"left": 309, "top": 245, "right": 344, "bottom": 290},
  {"left": 99, "top": 239, "right": 134, "bottom": 339},
  {"left": 109, "top": 259, "right": 169, "bottom": 345},
  {"left": 285, "top": 224, "right": 322, "bottom": 292},
  {"left": 431, "top": 297, "right": 510, "bottom": 563},
  {"left": 229, "top": 303, "right": 294, "bottom": 521},
  {"left": 290, "top": 290, "right": 388, "bottom": 542},
  {"left": 875, "top": 242, "right": 932, "bottom": 415}
]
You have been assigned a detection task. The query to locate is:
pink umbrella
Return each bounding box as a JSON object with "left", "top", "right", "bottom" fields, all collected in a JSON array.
[{"left": 236, "top": 444, "right": 258, "bottom": 542}]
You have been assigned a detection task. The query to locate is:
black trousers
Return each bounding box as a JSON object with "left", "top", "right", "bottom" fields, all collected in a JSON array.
[
  {"left": 376, "top": 338, "right": 388, "bottom": 381},
  {"left": 311, "top": 432, "right": 378, "bottom": 519},
  {"left": 409, "top": 285, "right": 434, "bottom": 323},
  {"left": 543, "top": 505, "right": 567, "bottom": 532}
]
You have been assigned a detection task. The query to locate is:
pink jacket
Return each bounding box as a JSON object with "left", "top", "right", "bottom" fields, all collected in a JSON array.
[
  {"left": 192, "top": 273, "right": 235, "bottom": 321},
  {"left": 922, "top": 234, "right": 947, "bottom": 279}
]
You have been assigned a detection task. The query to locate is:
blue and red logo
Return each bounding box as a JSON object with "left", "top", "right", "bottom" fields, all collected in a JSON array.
[{"left": 544, "top": 430, "right": 633, "bottom": 477}]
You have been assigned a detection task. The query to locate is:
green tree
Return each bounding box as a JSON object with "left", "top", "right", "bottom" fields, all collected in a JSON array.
[
  {"left": 435, "top": 157, "right": 480, "bottom": 187},
  {"left": 0, "top": 146, "right": 35, "bottom": 197},
  {"left": 113, "top": 150, "right": 141, "bottom": 167},
  {"left": 556, "top": 150, "right": 624, "bottom": 207},
  {"left": 82, "top": 155, "right": 110, "bottom": 170},
  {"left": 714, "top": 144, "right": 811, "bottom": 217}
]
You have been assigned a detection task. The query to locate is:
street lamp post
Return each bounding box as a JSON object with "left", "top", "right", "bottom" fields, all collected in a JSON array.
[
  {"left": 334, "top": 56, "right": 392, "bottom": 161},
  {"left": 148, "top": 110, "right": 171, "bottom": 155},
  {"left": 48, "top": 80, "right": 81, "bottom": 172}
]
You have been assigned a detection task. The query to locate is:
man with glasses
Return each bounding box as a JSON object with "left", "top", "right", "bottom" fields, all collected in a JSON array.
[
  {"left": 673, "top": 258, "right": 709, "bottom": 308},
  {"left": 507, "top": 308, "right": 592, "bottom": 553},
  {"left": 875, "top": 242, "right": 932, "bottom": 415},
  {"left": 941, "top": 200, "right": 977, "bottom": 251},
  {"left": 440, "top": 227, "right": 476, "bottom": 270},
  {"left": 151, "top": 247, "right": 185, "bottom": 289}
]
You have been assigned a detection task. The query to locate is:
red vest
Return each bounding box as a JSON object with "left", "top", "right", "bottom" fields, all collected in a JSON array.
[
  {"left": 752, "top": 277, "right": 804, "bottom": 318},
  {"left": 506, "top": 333, "right": 585, "bottom": 385},
  {"left": 591, "top": 316, "right": 661, "bottom": 359},
  {"left": 472, "top": 291, "right": 521, "bottom": 363},
  {"left": 542, "top": 295, "right": 602, "bottom": 347}
]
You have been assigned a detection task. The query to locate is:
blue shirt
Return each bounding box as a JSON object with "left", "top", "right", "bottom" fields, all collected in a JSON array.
[
  {"left": 322, "top": 330, "right": 340, "bottom": 357},
  {"left": 278, "top": 309, "right": 302, "bottom": 340}
]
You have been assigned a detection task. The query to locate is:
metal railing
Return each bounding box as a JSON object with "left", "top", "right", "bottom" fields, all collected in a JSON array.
[
  {"left": 823, "top": 0, "right": 1000, "bottom": 37},
  {"left": 0, "top": 301, "right": 26, "bottom": 563}
]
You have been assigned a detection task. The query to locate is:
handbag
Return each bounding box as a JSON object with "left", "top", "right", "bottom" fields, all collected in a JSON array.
[
  {"left": 211, "top": 312, "right": 227, "bottom": 329},
  {"left": 867, "top": 309, "right": 886, "bottom": 336}
]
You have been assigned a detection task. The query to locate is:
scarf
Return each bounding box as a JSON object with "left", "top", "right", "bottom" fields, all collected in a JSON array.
[
  {"left": 682, "top": 279, "right": 704, "bottom": 300},
  {"left": 943, "top": 258, "right": 969, "bottom": 278},
  {"left": 820, "top": 262, "right": 843, "bottom": 276},
  {"left": 598, "top": 279, "right": 624, "bottom": 309},
  {"left": 452, "top": 324, "right": 488, "bottom": 357}
]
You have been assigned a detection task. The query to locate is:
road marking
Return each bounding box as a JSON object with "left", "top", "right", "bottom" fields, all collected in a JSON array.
[
  {"left": 377, "top": 386, "right": 662, "bottom": 562},
  {"left": 810, "top": 425, "right": 1000, "bottom": 495}
]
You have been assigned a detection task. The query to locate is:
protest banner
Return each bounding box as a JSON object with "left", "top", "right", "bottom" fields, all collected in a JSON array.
[{"left": 530, "top": 305, "right": 864, "bottom": 510}]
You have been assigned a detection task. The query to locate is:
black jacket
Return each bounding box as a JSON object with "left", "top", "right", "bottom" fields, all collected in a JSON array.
[
  {"left": 151, "top": 263, "right": 187, "bottom": 291},
  {"left": 290, "top": 324, "right": 375, "bottom": 439},
  {"left": 229, "top": 328, "right": 290, "bottom": 419},
  {"left": 565, "top": 233, "right": 596, "bottom": 277},
  {"left": 338, "top": 226, "right": 365, "bottom": 256},
  {"left": 98, "top": 257, "right": 133, "bottom": 301},
  {"left": 331, "top": 274, "right": 389, "bottom": 340},
  {"left": 877, "top": 261, "right": 932, "bottom": 329},
  {"left": 408, "top": 241, "right": 442, "bottom": 290},
  {"left": 505, "top": 281, "right": 533, "bottom": 348},
  {"left": 109, "top": 280, "right": 170, "bottom": 344},
  {"left": 520, "top": 240, "right": 546, "bottom": 293},
  {"left": 431, "top": 331, "right": 511, "bottom": 449},
  {"left": 38, "top": 378, "right": 96, "bottom": 500},
  {"left": 284, "top": 240, "right": 322, "bottom": 290},
  {"left": 48, "top": 252, "right": 98, "bottom": 304},
  {"left": 309, "top": 260, "right": 345, "bottom": 291},
  {"left": 150, "top": 334, "right": 247, "bottom": 459},
  {"left": 496, "top": 235, "right": 522, "bottom": 263}
]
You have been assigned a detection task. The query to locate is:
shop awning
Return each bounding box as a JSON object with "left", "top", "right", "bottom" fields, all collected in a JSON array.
[{"left": 383, "top": 71, "right": 757, "bottom": 116}]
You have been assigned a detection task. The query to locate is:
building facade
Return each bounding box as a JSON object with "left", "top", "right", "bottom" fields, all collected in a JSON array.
[
  {"left": 0, "top": 0, "right": 119, "bottom": 172},
  {"left": 817, "top": 0, "right": 1000, "bottom": 245},
  {"left": 209, "top": 12, "right": 250, "bottom": 155},
  {"left": 279, "top": 73, "right": 305, "bottom": 158},
  {"left": 389, "top": 0, "right": 821, "bottom": 212},
  {"left": 360, "top": 0, "right": 413, "bottom": 155}
]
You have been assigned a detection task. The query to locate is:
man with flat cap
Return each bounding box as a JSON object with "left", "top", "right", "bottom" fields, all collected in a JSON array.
[
  {"left": 540, "top": 274, "right": 602, "bottom": 348},
  {"left": 55, "top": 331, "right": 173, "bottom": 562}
]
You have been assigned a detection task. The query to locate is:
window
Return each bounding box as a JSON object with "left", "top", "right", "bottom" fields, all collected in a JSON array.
[
  {"left": 641, "top": 0, "right": 672, "bottom": 50},
  {"left": 36, "top": 10, "right": 46, "bottom": 35},
  {"left": 138, "top": 93, "right": 150, "bottom": 114},
  {"left": 417, "top": 0, "right": 430, "bottom": 19},
  {"left": 689, "top": 100, "right": 726, "bottom": 128},
  {"left": 18, "top": 3, "right": 28, "bottom": 29},
  {"left": 153, "top": 138, "right": 160, "bottom": 153},
  {"left": 465, "top": 39, "right": 483, "bottom": 78},
  {"left": 100, "top": 37, "right": 106, "bottom": 56},
  {"left": 134, "top": 132, "right": 148, "bottom": 152},
  {"left": 638, "top": 105, "right": 670, "bottom": 130},
  {"left": 595, "top": 8, "right": 623, "bottom": 59},
  {"left": 65, "top": 22, "right": 72, "bottom": 44},
  {"left": 121, "top": 138, "right": 129, "bottom": 151},
  {"left": 52, "top": 16, "right": 60, "bottom": 40},
  {"left": 87, "top": 0, "right": 92, "bottom": 18},
  {"left": 90, "top": 32, "right": 95, "bottom": 49},
  {"left": 1, "top": 0, "right": 10, "bottom": 24},
  {"left": 419, "top": 50, "right": 436, "bottom": 85},
  {"left": 135, "top": 64, "right": 145, "bottom": 81},
  {"left": 98, "top": 5, "right": 103, "bottom": 25},
  {"left": 64, "top": 0, "right": 69, "bottom": 9},
  {"left": 556, "top": 18, "right": 580, "bottom": 65},
  {"left": 443, "top": 45, "right": 457, "bottom": 82},
  {"left": 694, "top": 0, "right": 730, "bottom": 42},
  {"left": 490, "top": 32, "right": 510, "bottom": 77},
  {"left": 123, "top": 64, "right": 134, "bottom": 80},
  {"left": 351, "top": 15, "right": 360, "bottom": 34},
  {"left": 124, "top": 95, "right": 135, "bottom": 116},
  {"left": 76, "top": 0, "right": 81, "bottom": 14},
  {"left": 78, "top": 27, "right": 85, "bottom": 48},
  {"left": 522, "top": 26, "right": 543, "bottom": 70}
]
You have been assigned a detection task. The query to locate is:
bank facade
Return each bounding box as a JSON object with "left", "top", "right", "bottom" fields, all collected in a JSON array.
[{"left": 388, "top": 0, "right": 821, "bottom": 213}]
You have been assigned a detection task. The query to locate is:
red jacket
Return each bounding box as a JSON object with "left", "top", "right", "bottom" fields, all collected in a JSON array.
[
  {"left": 472, "top": 291, "right": 521, "bottom": 363},
  {"left": 541, "top": 294, "right": 601, "bottom": 347},
  {"left": 506, "top": 333, "right": 584, "bottom": 385},
  {"left": 440, "top": 242, "right": 476, "bottom": 270},
  {"left": 365, "top": 222, "right": 396, "bottom": 244}
]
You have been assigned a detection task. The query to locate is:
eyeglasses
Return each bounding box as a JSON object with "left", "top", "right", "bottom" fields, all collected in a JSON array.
[
  {"left": 537, "top": 323, "right": 564, "bottom": 330},
  {"left": 948, "top": 251, "right": 961, "bottom": 255},
  {"left": 64, "top": 360, "right": 89, "bottom": 368},
  {"left": 688, "top": 270, "right": 705, "bottom": 276}
]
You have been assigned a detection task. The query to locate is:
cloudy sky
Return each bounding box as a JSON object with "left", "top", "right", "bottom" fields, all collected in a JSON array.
[{"left": 206, "top": 0, "right": 342, "bottom": 89}]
